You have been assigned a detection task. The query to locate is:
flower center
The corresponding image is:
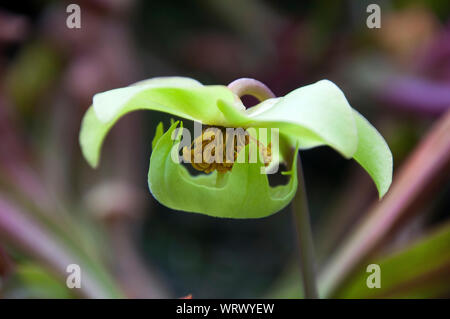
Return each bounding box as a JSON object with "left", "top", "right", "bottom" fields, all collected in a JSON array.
[{"left": 182, "top": 127, "right": 272, "bottom": 174}]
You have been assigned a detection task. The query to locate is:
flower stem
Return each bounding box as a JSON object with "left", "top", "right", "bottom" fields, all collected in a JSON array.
[{"left": 291, "top": 153, "right": 319, "bottom": 299}]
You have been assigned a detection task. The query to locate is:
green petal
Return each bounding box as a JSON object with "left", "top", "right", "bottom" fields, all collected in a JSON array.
[
  {"left": 79, "top": 77, "right": 236, "bottom": 167},
  {"left": 352, "top": 110, "right": 393, "bottom": 198},
  {"left": 241, "top": 80, "right": 392, "bottom": 197},
  {"left": 79, "top": 106, "right": 113, "bottom": 168},
  {"left": 148, "top": 121, "right": 298, "bottom": 218},
  {"left": 247, "top": 80, "right": 358, "bottom": 158}
]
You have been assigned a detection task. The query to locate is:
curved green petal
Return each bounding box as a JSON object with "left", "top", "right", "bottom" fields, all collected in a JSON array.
[
  {"left": 352, "top": 110, "right": 393, "bottom": 198},
  {"left": 148, "top": 121, "right": 298, "bottom": 218},
  {"left": 219, "top": 80, "right": 392, "bottom": 197},
  {"left": 79, "top": 77, "right": 237, "bottom": 167},
  {"left": 94, "top": 76, "right": 201, "bottom": 122},
  {"left": 247, "top": 80, "right": 358, "bottom": 158},
  {"left": 79, "top": 106, "right": 113, "bottom": 168},
  {"left": 93, "top": 77, "right": 235, "bottom": 124}
]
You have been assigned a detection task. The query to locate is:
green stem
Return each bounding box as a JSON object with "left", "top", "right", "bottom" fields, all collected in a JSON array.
[{"left": 291, "top": 153, "right": 319, "bottom": 299}]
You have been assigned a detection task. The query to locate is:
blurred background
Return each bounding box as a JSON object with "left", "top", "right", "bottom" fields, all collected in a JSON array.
[{"left": 0, "top": 0, "right": 449, "bottom": 298}]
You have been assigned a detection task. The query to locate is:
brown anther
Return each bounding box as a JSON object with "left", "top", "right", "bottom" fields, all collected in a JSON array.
[{"left": 182, "top": 127, "right": 272, "bottom": 174}]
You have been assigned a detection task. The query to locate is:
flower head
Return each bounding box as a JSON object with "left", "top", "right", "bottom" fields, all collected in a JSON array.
[{"left": 80, "top": 77, "right": 392, "bottom": 218}]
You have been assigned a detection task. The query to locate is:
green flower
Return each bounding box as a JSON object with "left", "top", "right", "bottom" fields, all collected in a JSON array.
[{"left": 79, "top": 77, "right": 392, "bottom": 218}]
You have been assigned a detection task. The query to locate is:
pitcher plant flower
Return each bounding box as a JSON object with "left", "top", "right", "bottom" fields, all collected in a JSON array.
[{"left": 79, "top": 77, "right": 392, "bottom": 218}]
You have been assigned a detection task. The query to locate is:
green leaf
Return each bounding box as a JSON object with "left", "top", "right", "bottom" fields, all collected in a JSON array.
[
  {"left": 148, "top": 121, "right": 298, "bottom": 218},
  {"left": 79, "top": 77, "right": 237, "bottom": 167},
  {"left": 335, "top": 222, "right": 450, "bottom": 298},
  {"left": 5, "top": 42, "right": 61, "bottom": 113},
  {"left": 13, "top": 263, "right": 74, "bottom": 298}
]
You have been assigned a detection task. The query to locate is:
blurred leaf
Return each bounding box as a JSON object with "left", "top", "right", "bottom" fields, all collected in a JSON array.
[
  {"left": 0, "top": 196, "right": 123, "bottom": 298},
  {"left": 335, "top": 222, "right": 450, "bottom": 298},
  {"left": 264, "top": 263, "right": 303, "bottom": 299},
  {"left": 5, "top": 42, "right": 61, "bottom": 112},
  {"left": 14, "top": 263, "right": 73, "bottom": 299},
  {"left": 320, "top": 110, "right": 450, "bottom": 296}
]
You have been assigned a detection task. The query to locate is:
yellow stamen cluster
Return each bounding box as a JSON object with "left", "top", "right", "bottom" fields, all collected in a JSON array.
[{"left": 182, "top": 127, "right": 272, "bottom": 174}]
